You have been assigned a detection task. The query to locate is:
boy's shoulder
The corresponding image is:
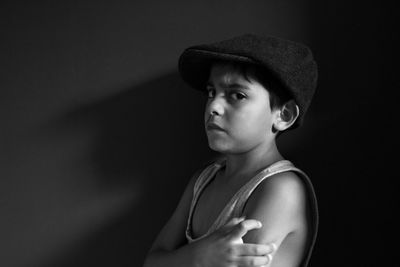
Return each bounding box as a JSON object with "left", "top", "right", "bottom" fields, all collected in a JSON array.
[
  {"left": 246, "top": 170, "right": 307, "bottom": 213},
  {"left": 264, "top": 170, "right": 306, "bottom": 198}
]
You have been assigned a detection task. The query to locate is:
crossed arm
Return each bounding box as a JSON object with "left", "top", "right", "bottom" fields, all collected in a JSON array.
[{"left": 143, "top": 171, "right": 307, "bottom": 267}]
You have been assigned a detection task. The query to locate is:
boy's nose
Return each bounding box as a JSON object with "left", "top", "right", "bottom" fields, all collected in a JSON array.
[{"left": 207, "top": 97, "right": 225, "bottom": 116}]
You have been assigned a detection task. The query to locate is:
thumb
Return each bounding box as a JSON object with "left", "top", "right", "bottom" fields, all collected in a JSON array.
[
  {"left": 225, "top": 219, "right": 262, "bottom": 241},
  {"left": 224, "top": 216, "right": 246, "bottom": 228},
  {"left": 218, "top": 217, "right": 246, "bottom": 236}
]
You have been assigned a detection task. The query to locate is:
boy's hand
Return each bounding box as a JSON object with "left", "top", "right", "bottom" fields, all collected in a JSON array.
[{"left": 193, "top": 217, "right": 276, "bottom": 267}]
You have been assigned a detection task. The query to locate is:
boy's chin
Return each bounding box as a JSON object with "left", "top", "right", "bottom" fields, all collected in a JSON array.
[
  {"left": 207, "top": 140, "right": 240, "bottom": 154},
  {"left": 208, "top": 138, "right": 259, "bottom": 155},
  {"left": 208, "top": 141, "right": 230, "bottom": 153}
]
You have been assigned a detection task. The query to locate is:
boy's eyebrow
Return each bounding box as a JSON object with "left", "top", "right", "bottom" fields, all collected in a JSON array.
[{"left": 206, "top": 81, "right": 250, "bottom": 90}]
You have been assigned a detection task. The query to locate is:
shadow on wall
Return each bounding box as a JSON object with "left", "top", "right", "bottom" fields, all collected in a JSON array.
[{"left": 37, "top": 72, "right": 214, "bottom": 267}]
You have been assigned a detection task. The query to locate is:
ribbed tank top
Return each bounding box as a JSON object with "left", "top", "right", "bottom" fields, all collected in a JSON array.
[{"left": 185, "top": 158, "right": 319, "bottom": 267}]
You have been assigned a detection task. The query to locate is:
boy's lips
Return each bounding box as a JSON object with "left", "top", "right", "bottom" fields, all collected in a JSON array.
[{"left": 206, "top": 122, "right": 225, "bottom": 131}]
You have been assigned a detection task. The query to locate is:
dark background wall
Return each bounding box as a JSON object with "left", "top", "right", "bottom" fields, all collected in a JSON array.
[{"left": 0, "top": 1, "right": 397, "bottom": 266}]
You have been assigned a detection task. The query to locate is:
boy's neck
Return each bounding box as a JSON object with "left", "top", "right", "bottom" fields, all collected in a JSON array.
[{"left": 221, "top": 140, "right": 283, "bottom": 186}]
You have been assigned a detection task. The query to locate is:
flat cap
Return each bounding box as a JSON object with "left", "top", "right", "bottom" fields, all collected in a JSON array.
[{"left": 178, "top": 33, "right": 318, "bottom": 128}]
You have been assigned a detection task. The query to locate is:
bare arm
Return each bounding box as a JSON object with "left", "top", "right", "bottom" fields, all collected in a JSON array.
[
  {"left": 143, "top": 170, "right": 277, "bottom": 267},
  {"left": 242, "top": 172, "right": 308, "bottom": 267}
]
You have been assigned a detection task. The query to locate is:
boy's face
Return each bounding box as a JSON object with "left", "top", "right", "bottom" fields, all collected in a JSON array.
[{"left": 204, "top": 63, "right": 279, "bottom": 154}]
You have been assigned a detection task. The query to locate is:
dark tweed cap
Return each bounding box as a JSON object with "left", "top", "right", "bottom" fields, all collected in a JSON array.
[{"left": 178, "top": 33, "right": 318, "bottom": 128}]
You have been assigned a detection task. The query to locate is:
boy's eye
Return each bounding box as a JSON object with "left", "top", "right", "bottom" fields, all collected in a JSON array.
[
  {"left": 206, "top": 87, "right": 216, "bottom": 98},
  {"left": 230, "top": 92, "right": 247, "bottom": 101}
]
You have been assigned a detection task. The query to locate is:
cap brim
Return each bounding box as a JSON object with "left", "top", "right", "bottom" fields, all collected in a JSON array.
[{"left": 178, "top": 48, "right": 257, "bottom": 91}]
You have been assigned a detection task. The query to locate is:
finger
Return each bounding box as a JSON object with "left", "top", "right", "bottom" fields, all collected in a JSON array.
[
  {"left": 236, "top": 255, "right": 271, "bottom": 267},
  {"left": 237, "top": 243, "right": 275, "bottom": 256},
  {"left": 218, "top": 217, "right": 246, "bottom": 235},
  {"left": 226, "top": 219, "right": 262, "bottom": 240}
]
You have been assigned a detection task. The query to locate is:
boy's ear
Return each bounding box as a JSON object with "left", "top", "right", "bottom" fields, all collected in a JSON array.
[{"left": 273, "top": 100, "right": 299, "bottom": 132}]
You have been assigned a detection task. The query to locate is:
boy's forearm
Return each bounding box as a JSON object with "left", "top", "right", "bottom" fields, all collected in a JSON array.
[{"left": 143, "top": 242, "right": 200, "bottom": 267}]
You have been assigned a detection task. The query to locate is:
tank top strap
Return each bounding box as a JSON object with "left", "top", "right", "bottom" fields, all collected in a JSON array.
[
  {"left": 191, "top": 158, "right": 226, "bottom": 204},
  {"left": 185, "top": 159, "right": 225, "bottom": 243}
]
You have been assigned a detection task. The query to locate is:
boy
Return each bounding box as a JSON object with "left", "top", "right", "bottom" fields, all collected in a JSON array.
[{"left": 143, "top": 34, "right": 318, "bottom": 267}]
